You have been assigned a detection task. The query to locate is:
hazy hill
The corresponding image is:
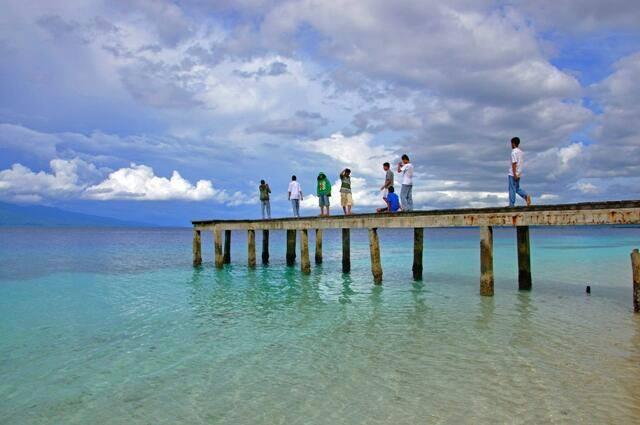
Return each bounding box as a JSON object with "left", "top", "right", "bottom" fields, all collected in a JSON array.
[{"left": 0, "top": 202, "right": 150, "bottom": 227}]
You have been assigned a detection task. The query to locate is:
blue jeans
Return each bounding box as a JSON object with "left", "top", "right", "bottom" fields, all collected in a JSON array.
[
  {"left": 261, "top": 200, "right": 271, "bottom": 219},
  {"left": 508, "top": 175, "right": 528, "bottom": 206},
  {"left": 291, "top": 199, "right": 300, "bottom": 217},
  {"left": 400, "top": 184, "right": 413, "bottom": 211}
]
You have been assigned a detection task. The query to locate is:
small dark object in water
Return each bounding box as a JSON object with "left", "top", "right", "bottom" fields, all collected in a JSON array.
[{"left": 586, "top": 285, "right": 591, "bottom": 294}]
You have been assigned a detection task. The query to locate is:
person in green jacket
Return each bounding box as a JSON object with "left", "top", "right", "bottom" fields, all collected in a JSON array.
[{"left": 317, "top": 172, "right": 332, "bottom": 216}]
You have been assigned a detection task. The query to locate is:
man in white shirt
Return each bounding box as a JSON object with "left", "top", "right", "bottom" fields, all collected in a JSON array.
[
  {"left": 508, "top": 137, "right": 532, "bottom": 207},
  {"left": 288, "top": 175, "right": 303, "bottom": 217},
  {"left": 396, "top": 154, "right": 414, "bottom": 211}
]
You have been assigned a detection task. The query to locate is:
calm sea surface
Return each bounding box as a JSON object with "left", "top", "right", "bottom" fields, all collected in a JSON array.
[{"left": 1, "top": 226, "right": 639, "bottom": 424}]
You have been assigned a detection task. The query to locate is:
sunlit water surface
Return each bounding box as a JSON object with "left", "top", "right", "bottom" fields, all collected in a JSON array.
[{"left": 1, "top": 226, "right": 639, "bottom": 424}]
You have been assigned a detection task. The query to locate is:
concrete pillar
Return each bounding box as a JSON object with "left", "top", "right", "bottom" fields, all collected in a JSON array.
[
  {"left": 286, "top": 229, "right": 296, "bottom": 266},
  {"left": 480, "top": 226, "right": 494, "bottom": 296},
  {"left": 262, "top": 230, "right": 269, "bottom": 264},
  {"left": 412, "top": 227, "right": 424, "bottom": 280},
  {"left": 632, "top": 249, "right": 640, "bottom": 313},
  {"left": 342, "top": 228, "right": 351, "bottom": 273},
  {"left": 223, "top": 230, "right": 231, "bottom": 264},
  {"left": 214, "top": 227, "right": 224, "bottom": 269},
  {"left": 192, "top": 229, "right": 202, "bottom": 266},
  {"left": 247, "top": 229, "right": 256, "bottom": 268},
  {"left": 315, "top": 229, "right": 323, "bottom": 264},
  {"left": 517, "top": 226, "right": 532, "bottom": 290},
  {"left": 368, "top": 228, "right": 383, "bottom": 284},
  {"left": 301, "top": 229, "right": 311, "bottom": 274}
]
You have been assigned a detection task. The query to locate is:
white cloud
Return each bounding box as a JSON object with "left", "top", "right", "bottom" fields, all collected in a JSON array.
[
  {"left": 575, "top": 182, "right": 599, "bottom": 194},
  {"left": 84, "top": 164, "right": 214, "bottom": 201},
  {"left": 0, "top": 159, "right": 255, "bottom": 205},
  {"left": 302, "top": 133, "right": 396, "bottom": 178},
  {"left": 0, "top": 158, "right": 100, "bottom": 202}
]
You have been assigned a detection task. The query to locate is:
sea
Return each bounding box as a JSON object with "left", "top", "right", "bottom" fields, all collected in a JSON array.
[{"left": 1, "top": 226, "right": 639, "bottom": 424}]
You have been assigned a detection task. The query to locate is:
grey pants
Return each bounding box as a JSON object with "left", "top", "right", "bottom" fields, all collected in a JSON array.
[
  {"left": 291, "top": 199, "right": 300, "bottom": 217},
  {"left": 261, "top": 200, "right": 271, "bottom": 219},
  {"left": 400, "top": 184, "right": 413, "bottom": 211}
]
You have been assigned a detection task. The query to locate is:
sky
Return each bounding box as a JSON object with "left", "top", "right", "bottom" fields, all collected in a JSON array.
[{"left": 0, "top": 0, "right": 639, "bottom": 225}]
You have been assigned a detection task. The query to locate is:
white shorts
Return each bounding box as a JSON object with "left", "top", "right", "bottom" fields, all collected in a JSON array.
[{"left": 381, "top": 189, "right": 388, "bottom": 199}]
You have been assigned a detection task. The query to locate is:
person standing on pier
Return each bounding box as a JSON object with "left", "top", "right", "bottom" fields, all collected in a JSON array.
[
  {"left": 259, "top": 179, "right": 271, "bottom": 219},
  {"left": 397, "top": 154, "right": 414, "bottom": 211},
  {"left": 340, "top": 168, "right": 353, "bottom": 215},
  {"left": 380, "top": 162, "right": 394, "bottom": 208},
  {"left": 508, "top": 137, "right": 532, "bottom": 207},
  {"left": 288, "top": 175, "right": 303, "bottom": 217},
  {"left": 316, "top": 172, "right": 332, "bottom": 216}
]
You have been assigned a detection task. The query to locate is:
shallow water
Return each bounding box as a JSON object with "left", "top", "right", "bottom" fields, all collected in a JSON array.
[{"left": 1, "top": 226, "right": 639, "bottom": 424}]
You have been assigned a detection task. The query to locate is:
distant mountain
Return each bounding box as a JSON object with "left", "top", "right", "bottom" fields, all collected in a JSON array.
[{"left": 0, "top": 202, "right": 151, "bottom": 227}]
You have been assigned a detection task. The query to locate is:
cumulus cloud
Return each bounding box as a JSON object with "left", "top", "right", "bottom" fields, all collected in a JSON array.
[
  {"left": 302, "top": 133, "right": 396, "bottom": 178},
  {"left": 84, "top": 164, "right": 214, "bottom": 201},
  {"left": 0, "top": 159, "right": 254, "bottom": 205},
  {"left": 0, "top": 158, "right": 101, "bottom": 202}
]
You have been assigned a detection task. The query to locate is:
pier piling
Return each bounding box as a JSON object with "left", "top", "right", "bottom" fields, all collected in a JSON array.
[
  {"left": 214, "top": 227, "right": 224, "bottom": 269},
  {"left": 413, "top": 227, "right": 424, "bottom": 280},
  {"left": 517, "top": 226, "right": 532, "bottom": 290},
  {"left": 247, "top": 230, "right": 256, "bottom": 268},
  {"left": 368, "top": 228, "right": 383, "bottom": 284},
  {"left": 262, "top": 230, "right": 269, "bottom": 264},
  {"left": 632, "top": 249, "right": 640, "bottom": 313},
  {"left": 301, "top": 229, "right": 311, "bottom": 274},
  {"left": 192, "top": 229, "right": 202, "bottom": 266},
  {"left": 480, "top": 226, "right": 494, "bottom": 296},
  {"left": 342, "top": 228, "right": 351, "bottom": 273},
  {"left": 286, "top": 230, "right": 296, "bottom": 266},
  {"left": 315, "top": 229, "right": 323, "bottom": 264},
  {"left": 223, "top": 230, "right": 231, "bottom": 264}
]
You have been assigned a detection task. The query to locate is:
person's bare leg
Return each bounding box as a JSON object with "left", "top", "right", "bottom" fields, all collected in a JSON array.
[
  {"left": 343, "top": 206, "right": 347, "bottom": 215},
  {"left": 526, "top": 195, "right": 532, "bottom": 206},
  {"left": 347, "top": 205, "right": 352, "bottom": 215}
]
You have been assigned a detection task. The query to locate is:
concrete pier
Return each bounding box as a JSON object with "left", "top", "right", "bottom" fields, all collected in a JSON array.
[
  {"left": 413, "top": 227, "right": 424, "bottom": 280},
  {"left": 301, "top": 229, "right": 311, "bottom": 274},
  {"left": 247, "top": 229, "right": 256, "bottom": 268},
  {"left": 193, "top": 200, "right": 640, "bottom": 303},
  {"left": 262, "top": 230, "right": 269, "bottom": 264},
  {"left": 224, "top": 230, "right": 231, "bottom": 264},
  {"left": 286, "top": 229, "right": 296, "bottom": 266},
  {"left": 214, "top": 227, "right": 224, "bottom": 268},
  {"left": 368, "top": 228, "right": 383, "bottom": 284},
  {"left": 479, "top": 226, "right": 494, "bottom": 296},
  {"left": 315, "top": 229, "right": 323, "bottom": 264},
  {"left": 517, "top": 226, "right": 532, "bottom": 290},
  {"left": 193, "top": 229, "right": 202, "bottom": 266},
  {"left": 342, "top": 228, "right": 350, "bottom": 273}
]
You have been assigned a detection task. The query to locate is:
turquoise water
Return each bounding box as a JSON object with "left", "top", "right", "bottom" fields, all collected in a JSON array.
[{"left": 1, "top": 226, "right": 639, "bottom": 424}]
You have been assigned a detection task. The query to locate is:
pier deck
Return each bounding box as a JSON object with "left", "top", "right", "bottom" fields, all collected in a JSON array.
[{"left": 192, "top": 200, "right": 640, "bottom": 310}]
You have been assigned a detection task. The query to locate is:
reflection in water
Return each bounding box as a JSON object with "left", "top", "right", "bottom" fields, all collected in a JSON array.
[
  {"left": 339, "top": 274, "right": 355, "bottom": 305},
  {"left": 475, "top": 295, "right": 495, "bottom": 330},
  {"left": 408, "top": 281, "right": 428, "bottom": 328},
  {"left": 367, "top": 285, "right": 384, "bottom": 333}
]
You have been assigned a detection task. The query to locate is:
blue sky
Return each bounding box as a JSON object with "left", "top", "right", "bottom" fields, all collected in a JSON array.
[{"left": 1, "top": 0, "right": 639, "bottom": 225}]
